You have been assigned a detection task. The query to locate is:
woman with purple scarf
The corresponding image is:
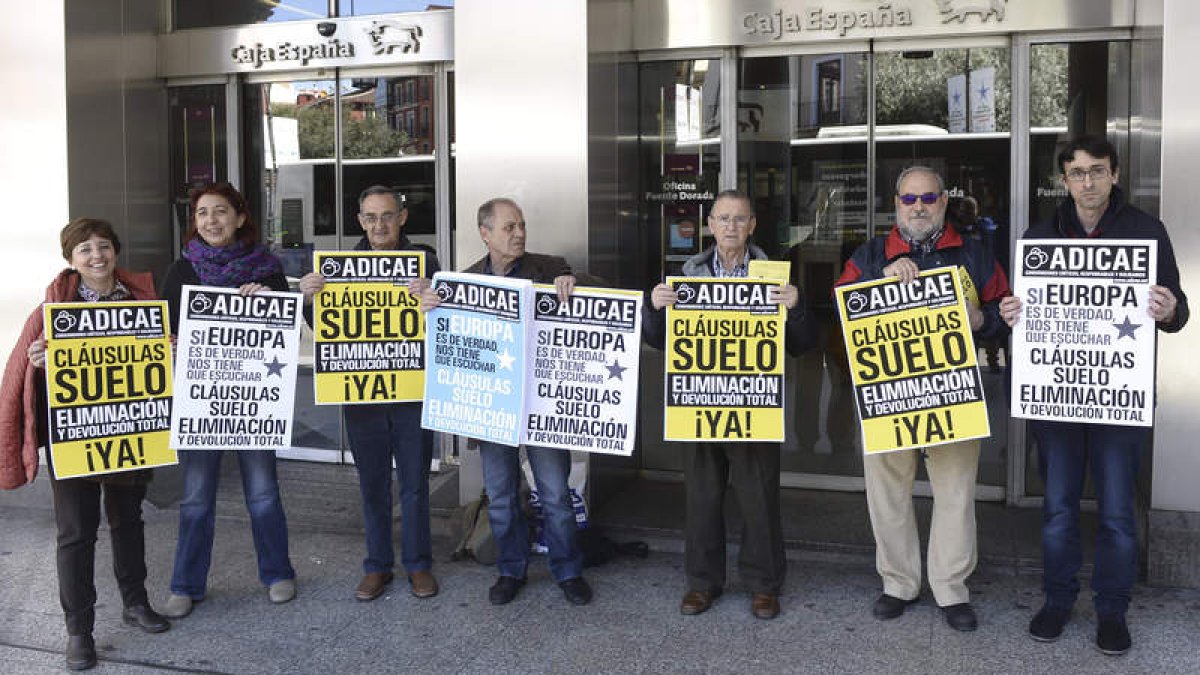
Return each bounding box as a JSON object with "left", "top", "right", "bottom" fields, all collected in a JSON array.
[{"left": 160, "top": 182, "right": 296, "bottom": 618}]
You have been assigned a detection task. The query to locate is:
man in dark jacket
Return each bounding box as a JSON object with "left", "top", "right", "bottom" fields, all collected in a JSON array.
[
  {"left": 642, "top": 189, "right": 817, "bottom": 620},
  {"left": 836, "top": 166, "right": 1010, "bottom": 633},
  {"left": 439, "top": 197, "right": 592, "bottom": 607},
  {"left": 1000, "top": 136, "right": 1188, "bottom": 655},
  {"left": 299, "top": 185, "right": 440, "bottom": 602}
]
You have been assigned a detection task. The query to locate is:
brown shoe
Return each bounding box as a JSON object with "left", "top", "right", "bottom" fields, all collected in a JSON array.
[
  {"left": 680, "top": 589, "right": 721, "bottom": 616},
  {"left": 355, "top": 572, "right": 394, "bottom": 602},
  {"left": 751, "top": 593, "right": 780, "bottom": 620},
  {"left": 408, "top": 570, "right": 439, "bottom": 599}
]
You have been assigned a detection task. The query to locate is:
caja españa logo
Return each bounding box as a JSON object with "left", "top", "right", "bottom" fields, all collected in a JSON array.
[{"left": 934, "top": 0, "right": 1007, "bottom": 23}]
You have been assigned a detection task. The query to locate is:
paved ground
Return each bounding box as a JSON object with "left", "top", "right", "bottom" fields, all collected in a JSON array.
[{"left": 1, "top": 472, "right": 1198, "bottom": 674}]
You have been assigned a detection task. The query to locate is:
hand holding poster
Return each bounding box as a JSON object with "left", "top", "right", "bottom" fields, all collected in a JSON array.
[
  {"left": 835, "top": 266, "right": 989, "bottom": 454},
  {"left": 1010, "top": 239, "right": 1157, "bottom": 426},
  {"left": 525, "top": 285, "right": 643, "bottom": 455},
  {"left": 44, "top": 301, "right": 176, "bottom": 478},
  {"left": 170, "top": 286, "right": 303, "bottom": 450},
  {"left": 422, "top": 272, "right": 531, "bottom": 446},
  {"left": 664, "top": 278, "right": 785, "bottom": 442},
  {"left": 312, "top": 251, "right": 425, "bottom": 404}
]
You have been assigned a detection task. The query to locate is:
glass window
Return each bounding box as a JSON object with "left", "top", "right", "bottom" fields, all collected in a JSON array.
[
  {"left": 174, "top": 0, "right": 329, "bottom": 30},
  {"left": 1024, "top": 41, "right": 1131, "bottom": 497},
  {"left": 342, "top": 1, "right": 454, "bottom": 17},
  {"left": 637, "top": 59, "right": 721, "bottom": 473},
  {"left": 168, "top": 85, "right": 228, "bottom": 251},
  {"left": 738, "top": 53, "right": 870, "bottom": 477}
]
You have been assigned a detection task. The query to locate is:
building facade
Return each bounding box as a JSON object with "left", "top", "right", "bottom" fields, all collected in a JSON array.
[{"left": 3, "top": 0, "right": 1199, "bottom": 587}]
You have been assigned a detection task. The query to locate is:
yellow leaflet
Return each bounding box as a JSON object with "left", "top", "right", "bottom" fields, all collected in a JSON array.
[{"left": 748, "top": 260, "right": 791, "bottom": 285}]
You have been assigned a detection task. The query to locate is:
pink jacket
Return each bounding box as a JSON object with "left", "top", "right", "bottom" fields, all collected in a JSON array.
[{"left": 0, "top": 268, "right": 156, "bottom": 489}]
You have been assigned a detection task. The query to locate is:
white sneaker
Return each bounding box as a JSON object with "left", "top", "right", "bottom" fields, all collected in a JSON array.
[
  {"left": 268, "top": 579, "right": 296, "bottom": 604},
  {"left": 162, "top": 594, "right": 193, "bottom": 618}
]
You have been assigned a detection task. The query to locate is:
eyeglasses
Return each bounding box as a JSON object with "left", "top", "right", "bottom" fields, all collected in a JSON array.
[
  {"left": 360, "top": 212, "right": 399, "bottom": 226},
  {"left": 1064, "top": 166, "right": 1111, "bottom": 183},
  {"left": 711, "top": 214, "right": 752, "bottom": 227},
  {"left": 898, "top": 192, "right": 941, "bottom": 205}
]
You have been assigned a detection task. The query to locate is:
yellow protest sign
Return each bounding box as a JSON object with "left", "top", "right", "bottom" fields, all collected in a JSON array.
[
  {"left": 836, "top": 266, "right": 989, "bottom": 454},
  {"left": 313, "top": 251, "right": 426, "bottom": 404},
  {"left": 664, "top": 278, "right": 785, "bottom": 442},
  {"left": 43, "top": 301, "right": 176, "bottom": 478}
]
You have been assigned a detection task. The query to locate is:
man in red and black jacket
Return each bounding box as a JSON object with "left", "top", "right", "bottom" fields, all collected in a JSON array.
[{"left": 835, "top": 165, "right": 1010, "bottom": 633}]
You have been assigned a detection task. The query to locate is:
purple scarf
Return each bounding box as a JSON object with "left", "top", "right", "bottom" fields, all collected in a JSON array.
[{"left": 182, "top": 238, "right": 284, "bottom": 287}]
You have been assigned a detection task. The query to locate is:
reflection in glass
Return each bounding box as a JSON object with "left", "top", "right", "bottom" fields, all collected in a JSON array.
[
  {"left": 637, "top": 59, "right": 721, "bottom": 473},
  {"left": 174, "top": 0, "right": 329, "bottom": 29}
]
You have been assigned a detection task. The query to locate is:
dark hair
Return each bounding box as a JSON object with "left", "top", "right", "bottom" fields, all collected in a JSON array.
[
  {"left": 358, "top": 185, "right": 406, "bottom": 211},
  {"left": 1057, "top": 135, "right": 1119, "bottom": 174},
  {"left": 61, "top": 217, "right": 121, "bottom": 261},
  {"left": 185, "top": 182, "right": 258, "bottom": 246},
  {"left": 477, "top": 197, "right": 522, "bottom": 229}
]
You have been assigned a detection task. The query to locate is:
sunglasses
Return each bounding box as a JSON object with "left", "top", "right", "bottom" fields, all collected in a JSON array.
[{"left": 898, "top": 192, "right": 941, "bottom": 205}]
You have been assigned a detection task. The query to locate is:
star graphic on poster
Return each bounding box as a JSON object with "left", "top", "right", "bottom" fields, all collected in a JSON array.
[
  {"left": 1112, "top": 315, "right": 1142, "bottom": 340},
  {"left": 606, "top": 359, "right": 627, "bottom": 380},
  {"left": 952, "top": 91, "right": 962, "bottom": 105},
  {"left": 977, "top": 84, "right": 990, "bottom": 100},
  {"left": 496, "top": 349, "right": 515, "bottom": 371},
  {"left": 264, "top": 356, "right": 287, "bottom": 377}
]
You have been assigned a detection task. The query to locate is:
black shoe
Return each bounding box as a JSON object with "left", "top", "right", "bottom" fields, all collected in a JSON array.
[
  {"left": 488, "top": 576, "right": 526, "bottom": 606},
  {"left": 122, "top": 604, "right": 171, "bottom": 634},
  {"left": 1096, "top": 615, "right": 1131, "bottom": 655},
  {"left": 871, "top": 593, "right": 918, "bottom": 620},
  {"left": 558, "top": 577, "right": 593, "bottom": 606},
  {"left": 941, "top": 603, "right": 978, "bottom": 632},
  {"left": 65, "top": 634, "right": 97, "bottom": 671},
  {"left": 1028, "top": 605, "right": 1071, "bottom": 642}
]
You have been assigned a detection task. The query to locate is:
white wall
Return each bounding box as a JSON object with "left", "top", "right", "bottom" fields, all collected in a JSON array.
[{"left": 0, "top": 2, "right": 70, "bottom": 354}]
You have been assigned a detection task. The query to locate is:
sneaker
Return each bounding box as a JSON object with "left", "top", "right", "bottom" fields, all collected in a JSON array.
[
  {"left": 268, "top": 579, "right": 296, "bottom": 604},
  {"left": 1028, "top": 605, "right": 1071, "bottom": 642},
  {"left": 1096, "top": 615, "right": 1131, "bottom": 656},
  {"left": 162, "top": 594, "right": 194, "bottom": 619},
  {"left": 488, "top": 576, "right": 526, "bottom": 605}
]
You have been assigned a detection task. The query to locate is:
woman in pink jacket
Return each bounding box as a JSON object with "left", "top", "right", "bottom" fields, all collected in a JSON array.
[{"left": 0, "top": 218, "right": 170, "bottom": 670}]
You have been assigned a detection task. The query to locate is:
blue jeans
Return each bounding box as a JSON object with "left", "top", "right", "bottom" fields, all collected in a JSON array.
[
  {"left": 479, "top": 442, "right": 582, "bottom": 582},
  {"left": 344, "top": 403, "right": 433, "bottom": 575},
  {"left": 170, "top": 450, "right": 295, "bottom": 598},
  {"left": 1031, "top": 421, "right": 1147, "bottom": 617}
]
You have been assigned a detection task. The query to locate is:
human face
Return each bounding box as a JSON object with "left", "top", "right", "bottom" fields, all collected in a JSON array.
[
  {"left": 479, "top": 202, "right": 526, "bottom": 264},
  {"left": 1061, "top": 150, "right": 1117, "bottom": 212},
  {"left": 707, "top": 196, "right": 756, "bottom": 252},
  {"left": 194, "top": 193, "right": 245, "bottom": 248},
  {"left": 70, "top": 234, "right": 118, "bottom": 291},
  {"left": 359, "top": 193, "right": 408, "bottom": 250},
  {"left": 894, "top": 171, "right": 946, "bottom": 242}
]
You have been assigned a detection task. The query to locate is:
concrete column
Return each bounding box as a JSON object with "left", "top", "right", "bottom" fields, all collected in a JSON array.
[
  {"left": 1149, "top": 0, "right": 1200, "bottom": 587},
  {"left": 453, "top": 0, "right": 591, "bottom": 503}
]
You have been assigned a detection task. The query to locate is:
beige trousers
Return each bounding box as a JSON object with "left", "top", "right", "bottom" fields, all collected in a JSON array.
[{"left": 863, "top": 439, "right": 981, "bottom": 607}]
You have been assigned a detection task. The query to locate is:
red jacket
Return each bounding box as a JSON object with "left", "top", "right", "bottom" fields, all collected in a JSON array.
[{"left": 0, "top": 268, "right": 156, "bottom": 489}]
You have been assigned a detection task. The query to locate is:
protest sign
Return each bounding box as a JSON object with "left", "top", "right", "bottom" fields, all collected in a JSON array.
[
  {"left": 664, "top": 277, "right": 785, "bottom": 442},
  {"left": 312, "top": 251, "right": 425, "bottom": 404},
  {"left": 836, "top": 267, "right": 989, "bottom": 454},
  {"left": 525, "top": 285, "right": 643, "bottom": 455},
  {"left": 422, "top": 272, "right": 531, "bottom": 446},
  {"left": 44, "top": 301, "right": 176, "bottom": 478},
  {"left": 170, "top": 286, "right": 303, "bottom": 450},
  {"left": 1010, "top": 239, "right": 1157, "bottom": 426}
]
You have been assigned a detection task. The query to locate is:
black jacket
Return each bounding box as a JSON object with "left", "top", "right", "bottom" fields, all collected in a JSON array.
[
  {"left": 1025, "top": 185, "right": 1188, "bottom": 333},
  {"left": 463, "top": 252, "right": 571, "bottom": 284}
]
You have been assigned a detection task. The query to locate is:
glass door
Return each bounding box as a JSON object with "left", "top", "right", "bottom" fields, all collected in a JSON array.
[{"left": 733, "top": 41, "right": 1012, "bottom": 497}]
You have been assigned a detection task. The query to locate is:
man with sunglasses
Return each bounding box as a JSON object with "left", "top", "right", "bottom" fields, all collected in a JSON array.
[
  {"left": 836, "top": 166, "right": 1010, "bottom": 633},
  {"left": 999, "top": 136, "right": 1187, "bottom": 655},
  {"left": 643, "top": 189, "right": 817, "bottom": 620},
  {"left": 299, "top": 185, "right": 441, "bottom": 603}
]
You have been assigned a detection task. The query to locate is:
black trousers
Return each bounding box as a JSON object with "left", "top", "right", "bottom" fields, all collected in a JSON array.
[
  {"left": 51, "top": 478, "right": 149, "bottom": 635},
  {"left": 684, "top": 442, "right": 785, "bottom": 595}
]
